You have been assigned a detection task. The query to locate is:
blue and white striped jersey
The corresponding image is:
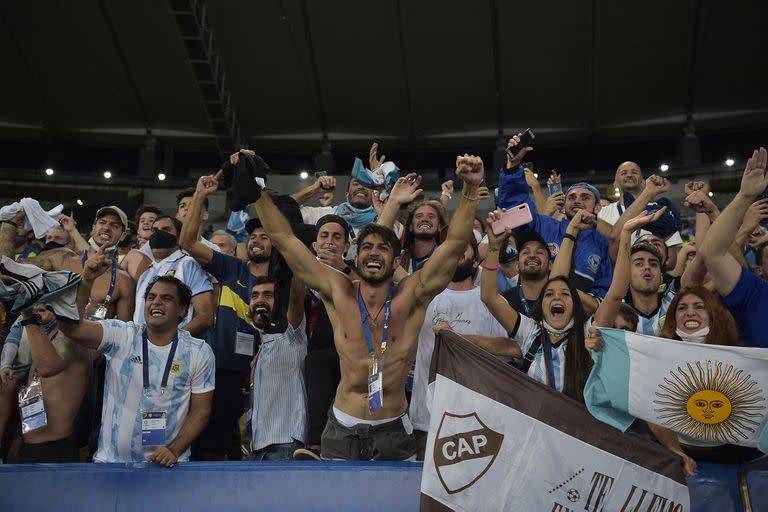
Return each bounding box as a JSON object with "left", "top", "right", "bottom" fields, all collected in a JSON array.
[{"left": 94, "top": 320, "right": 215, "bottom": 463}]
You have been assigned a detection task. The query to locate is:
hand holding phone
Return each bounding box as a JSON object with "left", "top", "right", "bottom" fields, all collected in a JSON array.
[
  {"left": 506, "top": 129, "right": 535, "bottom": 164},
  {"left": 491, "top": 204, "right": 533, "bottom": 235}
]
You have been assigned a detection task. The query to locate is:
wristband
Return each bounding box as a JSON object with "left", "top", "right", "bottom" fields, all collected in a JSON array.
[
  {"left": 480, "top": 261, "right": 500, "bottom": 271},
  {"left": 563, "top": 233, "right": 577, "bottom": 243},
  {"left": 462, "top": 192, "right": 480, "bottom": 201},
  {"left": 441, "top": 192, "right": 452, "bottom": 199}
]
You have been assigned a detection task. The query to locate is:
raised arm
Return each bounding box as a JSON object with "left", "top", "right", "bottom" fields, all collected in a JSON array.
[
  {"left": 700, "top": 147, "right": 768, "bottom": 295},
  {"left": 179, "top": 173, "right": 220, "bottom": 267},
  {"left": 480, "top": 210, "right": 520, "bottom": 332},
  {"left": 375, "top": 173, "right": 422, "bottom": 230},
  {"left": 524, "top": 169, "right": 548, "bottom": 214},
  {"left": 58, "top": 212, "right": 90, "bottom": 254},
  {"left": 439, "top": 180, "right": 454, "bottom": 208},
  {"left": 286, "top": 275, "right": 307, "bottom": 329},
  {"left": 593, "top": 208, "right": 666, "bottom": 328},
  {"left": 432, "top": 323, "right": 522, "bottom": 358},
  {"left": 409, "top": 155, "right": 483, "bottom": 303},
  {"left": 550, "top": 210, "right": 596, "bottom": 278},
  {"left": 608, "top": 175, "right": 669, "bottom": 261},
  {"left": 0, "top": 210, "right": 25, "bottom": 258},
  {"left": 57, "top": 249, "right": 108, "bottom": 349},
  {"left": 252, "top": 191, "right": 348, "bottom": 299},
  {"left": 291, "top": 175, "right": 337, "bottom": 205}
]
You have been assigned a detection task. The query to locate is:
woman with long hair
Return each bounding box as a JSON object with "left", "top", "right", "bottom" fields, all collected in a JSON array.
[
  {"left": 657, "top": 286, "right": 740, "bottom": 346},
  {"left": 476, "top": 208, "right": 599, "bottom": 403}
]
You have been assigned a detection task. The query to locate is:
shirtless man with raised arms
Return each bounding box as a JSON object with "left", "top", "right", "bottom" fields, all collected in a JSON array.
[{"left": 246, "top": 154, "right": 484, "bottom": 460}]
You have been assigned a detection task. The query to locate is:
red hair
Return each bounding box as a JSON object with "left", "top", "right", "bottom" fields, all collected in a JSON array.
[{"left": 658, "top": 286, "right": 740, "bottom": 346}]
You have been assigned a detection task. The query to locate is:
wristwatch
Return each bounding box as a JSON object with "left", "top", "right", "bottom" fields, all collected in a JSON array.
[{"left": 21, "top": 314, "right": 43, "bottom": 327}]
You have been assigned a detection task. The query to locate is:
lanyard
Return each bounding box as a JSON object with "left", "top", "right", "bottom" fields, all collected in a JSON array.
[
  {"left": 82, "top": 250, "right": 119, "bottom": 302},
  {"left": 411, "top": 244, "right": 437, "bottom": 272},
  {"left": 518, "top": 285, "right": 532, "bottom": 316},
  {"left": 541, "top": 331, "right": 557, "bottom": 390},
  {"left": 357, "top": 284, "right": 394, "bottom": 356},
  {"left": 142, "top": 329, "right": 179, "bottom": 392}
]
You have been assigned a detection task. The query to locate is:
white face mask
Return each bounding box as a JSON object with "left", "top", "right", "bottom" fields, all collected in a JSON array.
[
  {"left": 473, "top": 229, "right": 482, "bottom": 244},
  {"left": 675, "top": 326, "right": 710, "bottom": 343},
  {"left": 542, "top": 318, "right": 575, "bottom": 336},
  {"left": 88, "top": 237, "right": 117, "bottom": 254}
]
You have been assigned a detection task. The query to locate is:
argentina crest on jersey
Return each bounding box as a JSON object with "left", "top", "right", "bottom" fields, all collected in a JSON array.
[{"left": 587, "top": 253, "right": 601, "bottom": 272}]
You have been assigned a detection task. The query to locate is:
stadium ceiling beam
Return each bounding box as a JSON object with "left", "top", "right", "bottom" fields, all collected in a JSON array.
[
  {"left": 394, "top": 0, "right": 415, "bottom": 143},
  {"left": 169, "top": 0, "right": 242, "bottom": 157},
  {"left": 488, "top": 0, "right": 504, "bottom": 141},
  {"left": 684, "top": 0, "right": 705, "bottom": 124}
]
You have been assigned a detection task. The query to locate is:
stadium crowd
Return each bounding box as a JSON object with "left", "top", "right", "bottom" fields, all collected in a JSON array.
[{"left": 0, "top": 137, "right": 766, "bottom": 474}]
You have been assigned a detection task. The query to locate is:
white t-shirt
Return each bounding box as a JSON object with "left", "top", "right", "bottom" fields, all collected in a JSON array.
[
  {"left": 94, "top": 321, "right": 215, "bottom": 463},
  {"left": 598, "top": 201, "right": 683, "bottom": 247},
  {"left": 409, "top": 287, "right": 507, "bottom": 432}
]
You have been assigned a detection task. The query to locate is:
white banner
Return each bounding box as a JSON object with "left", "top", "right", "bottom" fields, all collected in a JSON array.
[{"left": 422, "top": 375, "right": 690, "bottom": 512}]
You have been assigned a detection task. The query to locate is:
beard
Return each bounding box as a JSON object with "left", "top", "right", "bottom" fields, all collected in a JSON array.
[
  {"left": 356, "top": 262, "right": 395, "bottom": 285},
  {"left": 412, "top": 230, "right": 437, "bottom": 241},
  {"left": 248, "top": 251, "right": 270, "bottom": 263},
  {"left": 519, "top": 260, "right": 547, "bottom": 280},
  {"left": 451, "top": 261, "right": 477, "bottom": 283}
]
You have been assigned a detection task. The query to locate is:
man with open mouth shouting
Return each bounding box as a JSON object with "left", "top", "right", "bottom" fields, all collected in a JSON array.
[{"left": 249, "top": 153, "right": 485, "bottom": 460}]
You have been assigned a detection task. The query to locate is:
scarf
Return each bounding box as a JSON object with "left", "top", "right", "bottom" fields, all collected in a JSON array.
[{"left": 335, "top": 202, "right": 377, "bottom": 229}]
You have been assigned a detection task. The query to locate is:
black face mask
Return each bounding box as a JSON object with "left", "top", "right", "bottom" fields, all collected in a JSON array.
[
  {"left": 451, "top": 261, "right": 477, "bottom": 283},
  {"left": 149, "top": 229, "right": 178, "bottom": 249},
  {"left": 43, "top": 241, "right": 65, "bottom": 251}
]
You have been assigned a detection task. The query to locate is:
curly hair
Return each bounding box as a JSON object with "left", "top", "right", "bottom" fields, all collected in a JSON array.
[{"left": 658, "top": 286, "right": 740, "bottom": 346}]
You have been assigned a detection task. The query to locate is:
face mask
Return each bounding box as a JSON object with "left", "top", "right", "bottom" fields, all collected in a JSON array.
[
  {"left": 149, "top": 229, "right": 178, "bottom": 249},
  {"left": 541, "top": 318, "right": 575, "bottom": 336},
  {"left": 676, "top": 326, "right": 710, "bottom": 343},
  {"left": 473, "top": 229, "right": 483, "bottom": 244},
  {"left": 88, "top": 237, "right": 118, "bottom": 254},
  {"left": 43, "top": 241, "right": 65, "bottom": 251}
]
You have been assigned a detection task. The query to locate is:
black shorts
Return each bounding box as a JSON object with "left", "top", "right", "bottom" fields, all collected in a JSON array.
[
  {"left": 19, "top": 436, "right": 80, "bottom": 463},
  {"left": 192, "top": 369, "right": 247, "bottom": 458}
]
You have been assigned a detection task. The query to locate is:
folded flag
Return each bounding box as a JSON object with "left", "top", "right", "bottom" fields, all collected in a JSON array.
[
  {"left": 584, "top": 328, "right": 768, "bottom": 452},
  {"left": 351, "top": 157, "right": 400, "bottom": 199},
  {"left": 0, "top": 256, "right": 80, "bottom": 322},
  {"left": 421, "top": 330, "right": 689, "bottom": 511}
]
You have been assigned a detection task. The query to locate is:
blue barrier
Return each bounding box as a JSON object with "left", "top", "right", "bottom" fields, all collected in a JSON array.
[{"left": 0, "top": 460, "right": 763, "bottom": 511}]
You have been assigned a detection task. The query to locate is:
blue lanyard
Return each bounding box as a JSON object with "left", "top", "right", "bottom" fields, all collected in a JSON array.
[
  {"left": 411, "top": 244, "right": 437, "bottom": 272},
  {"left": 541, "top": 332, "right": 557, "bottom": 390},
  {"left": 142, "top": 329, "right": 179, "bottom": 392},
  {"left": 82, "top": 250, "right": 119, "bottom": 302},
  {"left": 357, "top": 284, "right": 394, "bottom": 355},
  {"left": 518, "top": 285, "right": 532, "bottom": 316}
]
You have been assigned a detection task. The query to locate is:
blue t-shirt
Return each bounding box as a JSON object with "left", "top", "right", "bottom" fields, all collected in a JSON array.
[
  {"left": 204, "top": 251, "right": 261, "bottom": 373},
  {"left": 722, "top": 267, "right": 768, "bottom": 348},
  {"left": 497, "top": 167, "right": 613, "bottom": 298}
]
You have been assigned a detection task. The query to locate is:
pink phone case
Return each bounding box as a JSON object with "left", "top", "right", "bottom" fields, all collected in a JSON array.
[{"left": 491, "top": 203, "right": 533, "bottom": 235}]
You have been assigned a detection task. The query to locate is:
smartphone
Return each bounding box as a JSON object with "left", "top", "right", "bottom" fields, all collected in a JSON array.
[
  {"left": 491, "top": 203, "right": 533, "bottom": 235},
  {"left": 547, "top": 182, "right": 563, "bottom": 195},
  {"left": 506, "top": 128, "right": 535, "bottom": 160}
]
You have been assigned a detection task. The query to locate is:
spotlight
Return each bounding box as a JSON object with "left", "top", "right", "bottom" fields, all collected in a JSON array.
[
  {"left": 659, "top": 164, "right": 669, "bottom": 172},
  {"left": 103, "top": 171, "right": 112, "bottom": 179},
  {"left": 725, "top": 158, "right": 734, "bottom": 167},
  {"left": 157, "top": 173, "right": 166, "bottom": 181},
  {"left": 76, "top": 199, "right": 84, "bottom": 206},
  {"left": 533, "top": 173, "right": 539, "bottom": 179},
  {"left": 708, "top": 192, "right": 714, "bottom": 197},
  {"left": 614, "top": 191, "right": 620, "bottom": 198},
  {"left": 300, "top": 171, "right": 309, "bottom": 179},
  {"left": 614, "top": 187, "right": 620, "bottom": 192},
  {"left": 45, "top": 168, "right": 54, "bottom": 176}
]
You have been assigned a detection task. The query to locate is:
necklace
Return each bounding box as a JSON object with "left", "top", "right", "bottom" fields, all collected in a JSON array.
[{"left": 360, "top": 296, "right": 387, "bottom": 328}]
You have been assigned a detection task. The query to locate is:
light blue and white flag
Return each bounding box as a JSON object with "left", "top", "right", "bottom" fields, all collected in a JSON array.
[{"left": 584, "top": 328, "right": 768, "bottom": 452}]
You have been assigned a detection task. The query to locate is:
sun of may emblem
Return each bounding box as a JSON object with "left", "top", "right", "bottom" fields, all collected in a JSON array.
[{"left": 653, "top": 360, "right": 766, "bottom": 443}]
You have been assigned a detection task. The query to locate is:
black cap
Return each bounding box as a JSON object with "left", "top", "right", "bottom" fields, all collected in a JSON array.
[
  {"left": 315, "top": 214, "right": 352, "bottom": 241},
  {"left": 245, "top": 218, "right": 263, "bottom": 236},
  {"left": 515, "top": 230, "right": 552, "bottom": 260}
]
